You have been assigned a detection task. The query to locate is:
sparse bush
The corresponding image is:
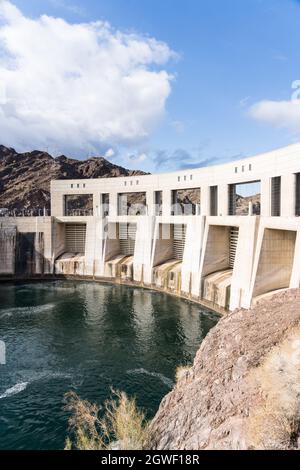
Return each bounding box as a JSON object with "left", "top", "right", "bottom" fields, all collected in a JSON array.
[
  {"left": 175, "top": 365, "right": 192, "bottom": 383},
  {"left": 64, "top": 391, "right": 105, "bottom": 450},
  {"left": 64, "top": 390, "right": 149, "bottom": 450},
  {"left": 247, "top": 327, "right": 300, "bottom": 449}
]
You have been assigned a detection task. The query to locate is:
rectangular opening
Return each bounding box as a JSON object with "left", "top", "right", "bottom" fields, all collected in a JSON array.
[
  {"left": 155, "top": 191, "right": 163, "bottom": 216},
  {"left": 171, "top": 188, "right": 201, "bottom": 215},
  {"left": 210, "top": 186, "right": 218, "bottom": 216},
  {"left": 253, "top": 229, "right": 296, "bottom": 297},
  {"left": 15, "top": 233, "right": 36, "bottom": 275},
  {"left": 229, "top": 227, "right": 239, "bottom": 269},
  {"left": 271, "top": 177, "right": 281, "bottom": 217},
  {"left": 201, "top": 225, "right": 237, "bottom": 309},
  {"left": 64, "top": 195, "right": 93, "bottom": 216},
  {"left": 118, "top": 192, "right": 147, "bottom": 216},
  {"left": 152, "top": 224, "right": 174, "bottom": 267},
  {"left": 101, "top": 193, "right": 110, "bottom": 217},
  {"left": 228, "top": 181, "right": 261, "bottom": 216},
  {"left": 173, "top": 224, "right": 187, "bottom": 261},
  {"left": 65, "top": 224, "right": 86, "bottom": 254},
  {"left": 119, "top": 223, "right": 137, "bottom": 256}
]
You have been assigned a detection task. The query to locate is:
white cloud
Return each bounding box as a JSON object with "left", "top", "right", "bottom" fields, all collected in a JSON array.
[
  {"left": 250, "top": 99, "right": 300, "bottom": 132},
  {"left": 104, "top": 148, "right": 115, "bottom": 159},
  {"left": 249, "top": 81, "right": 300, "bottom": 132},
  {"left": 0, "top": 1, "right": 175, "bottom": 155}
]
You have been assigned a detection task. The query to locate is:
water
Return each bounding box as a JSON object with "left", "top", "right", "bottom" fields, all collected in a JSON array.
[{"left": 0, "top": 281, "right": 219, "bottom": 450}]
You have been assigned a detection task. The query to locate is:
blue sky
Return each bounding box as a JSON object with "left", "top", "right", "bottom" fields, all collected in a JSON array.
[{"left": 3, "top": 0, "right": 300, "bottom": 172}]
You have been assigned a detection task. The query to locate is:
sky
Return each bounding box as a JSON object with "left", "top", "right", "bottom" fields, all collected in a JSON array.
[{"left": 1, "top": 0, "right": 300, "bottom": 173}]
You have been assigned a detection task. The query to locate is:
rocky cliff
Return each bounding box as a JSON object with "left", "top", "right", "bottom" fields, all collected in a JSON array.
[
  {"left": 0, "top": 145, "right": 146, "bottom": 212},
  {"left": 149, "top": 290, "right": 300, "bottom": 450}
]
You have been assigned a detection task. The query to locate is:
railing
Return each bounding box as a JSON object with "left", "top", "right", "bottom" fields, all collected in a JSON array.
[
  {"left": 64, "top": 209, "right": 93, "bottom": 217},
  {"left": 0, "top": 208, "right": 49, "bottom": 217}
]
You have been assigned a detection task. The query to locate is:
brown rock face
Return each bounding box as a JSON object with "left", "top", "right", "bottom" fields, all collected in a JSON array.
[
  {"left": 149, "top": 290, "right": 300, "bottom": 450},
  {"left": 0, "top": 145, "right": 147, "bottom": 212}
]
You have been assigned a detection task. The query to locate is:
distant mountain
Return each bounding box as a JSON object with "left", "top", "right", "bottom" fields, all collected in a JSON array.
[
  {"left": 235, "top": 193, "right": 261, "bottom": 215},
  {"left": 0, "top": 145, "right": 147, "bottom": 212}
]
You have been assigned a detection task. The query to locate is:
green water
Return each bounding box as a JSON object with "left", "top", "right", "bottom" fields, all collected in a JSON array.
[{"left": 0, "top": 281, "right": 219, "bottom": 450}]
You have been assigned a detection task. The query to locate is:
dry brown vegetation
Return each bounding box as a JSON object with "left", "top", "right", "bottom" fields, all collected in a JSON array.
[
  {"left": 64, "top": 390, "right": 149, "bottom": 450},
  {"left": 175, "top": 365, "right": 192, "bottom": 383},
  {"left": 247, "top": 327, "right": 300, "bottom": 449}
]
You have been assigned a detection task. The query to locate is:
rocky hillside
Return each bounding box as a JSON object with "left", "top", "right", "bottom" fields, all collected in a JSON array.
[
  {"left": 0, "top": 145, "right": 146, "bottom": 212},
  {"left": 236, "top": 193, "right": 261, "bottom": 215},
  {"left": 149, "top": 290, "right": 300, "bottom": 450}
]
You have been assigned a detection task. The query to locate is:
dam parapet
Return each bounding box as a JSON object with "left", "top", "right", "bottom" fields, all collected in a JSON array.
[{"left": 2, "top": 142, "right": 300, "bottom": 312}]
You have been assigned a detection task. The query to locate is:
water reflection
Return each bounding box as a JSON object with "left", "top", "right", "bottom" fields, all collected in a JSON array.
[{"left": 0, "top": 281, "right": 219, "bottom": 450}]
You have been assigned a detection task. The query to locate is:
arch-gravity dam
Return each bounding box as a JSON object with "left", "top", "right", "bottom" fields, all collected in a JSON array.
[{"left": 2, "top": 142, "right": 300, "bottom": 313}]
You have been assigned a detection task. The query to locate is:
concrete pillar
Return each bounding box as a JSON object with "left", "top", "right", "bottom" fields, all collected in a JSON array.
[
  {"left": 42, "top": 218, "right": 53, "bottom": 274},
  {"left": 281, "top": 174, "right": 296, "bottom": 217},
  {"left": 230, "top": 217, "right": 259, "bottom": 310},
  {"left": 201, "top": 186, "right": 209, "bottom": 216},
  {"left": 85, "top": 218, "right": 104, "bottom": 276},
  {"left": 162, "top": 189, "right": 172, "bottom": 217},
  {"left": 261, "top": 178, "right": 271, "bottom": 217},
  {"left": 93, "top": 192, "right": 101, "bottom": 217},
  {"left": 110, "top": 192, "right": 118, "bottom": 217},
  {"left": 218, "top": 184, "right": 228, "bottom": 216},
  {"left": 146, "top": 190, "right": 155, "bottom": 216},
  {"left": 50, "top": 191, "right": 64, "bottom": 217},
  {"left": 134, "top": 216, "right": 155, "bottom": 283},
  {"left": 182, "top": 217, "right": 205, "bottom": 296}
]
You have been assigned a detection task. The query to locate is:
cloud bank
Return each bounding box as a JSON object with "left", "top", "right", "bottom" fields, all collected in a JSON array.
[
  {"left": 249, "top": 81, "right": 300, "bottom": 133},
  {"left": 0, "top": 1, "right": 175, "bottom": 155},
  {"left": 250, "top": 99, "right": 300, "bottom": 133}
]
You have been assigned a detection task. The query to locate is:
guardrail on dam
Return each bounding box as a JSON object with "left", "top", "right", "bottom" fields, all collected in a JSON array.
[{"left": 2, "top": 142, "right": 300, "bottom": 312}]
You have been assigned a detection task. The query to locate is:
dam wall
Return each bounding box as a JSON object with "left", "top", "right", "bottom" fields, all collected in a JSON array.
[
  {"left": 0, "top": 226, "right": 16, "bottom": 274},
  {"left": 2, "top": 142, "right": 300, "bottom": 311},
  {"left": 0, "top": 217, "right": 52, "bottom": 276}
]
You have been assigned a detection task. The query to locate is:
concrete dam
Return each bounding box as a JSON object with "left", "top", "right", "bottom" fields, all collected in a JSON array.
[{"left": 2, "top": 142, "right": 300, "bottom": 313}]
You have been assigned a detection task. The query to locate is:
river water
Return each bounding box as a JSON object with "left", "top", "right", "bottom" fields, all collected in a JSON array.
[{"left": 0, "top": 281, "right": 219, "bottom": 450}]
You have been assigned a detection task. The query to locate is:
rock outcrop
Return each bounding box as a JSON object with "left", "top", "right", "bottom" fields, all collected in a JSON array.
[
  {"left": 0, "top": 145, "right": 146, "bottom": 212},
  {"left": 149, "top": 290, "right": 300, "bottom": 450}
]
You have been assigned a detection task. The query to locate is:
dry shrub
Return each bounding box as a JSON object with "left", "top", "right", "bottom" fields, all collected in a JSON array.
[
  {"left": 104, "top": 390, "right": 149, "bottom": 450},
  {"left": 247, "top": 327, "right": 300, "bottom": 449},
  {"left": 247, "top": 401, "right": 294, "bottom": 450},
  {"left": 64, "top": 390, "right": 149, "bottom": 450},
  {"left": 64, "top": 391, "right": 104, "bottom": 450},
  {"left": 175, "top": 365, "right": 192, "bottom": 383}
]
